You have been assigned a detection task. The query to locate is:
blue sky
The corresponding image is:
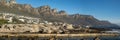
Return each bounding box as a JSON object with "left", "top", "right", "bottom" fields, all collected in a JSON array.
[{"left": 16, "top": 0, "right": 120, "bottom": 24}]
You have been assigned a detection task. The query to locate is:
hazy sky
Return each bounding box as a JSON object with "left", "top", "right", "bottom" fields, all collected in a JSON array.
[{"left": 16, "top": 0, "right": 120, "bottom": 24}]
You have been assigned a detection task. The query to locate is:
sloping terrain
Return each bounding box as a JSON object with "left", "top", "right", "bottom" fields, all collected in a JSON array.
[{"left": 0, "top": 1, "right": 119, "bottom": 29}]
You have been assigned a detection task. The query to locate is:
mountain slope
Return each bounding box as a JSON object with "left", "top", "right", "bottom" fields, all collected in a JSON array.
[{"left": 0, "top": 1, "right": 119, "bottom": 29}]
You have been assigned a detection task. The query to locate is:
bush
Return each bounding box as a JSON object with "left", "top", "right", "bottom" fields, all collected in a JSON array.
[{"left": 0, "top": 19, "right": 8, "bottom": 25}]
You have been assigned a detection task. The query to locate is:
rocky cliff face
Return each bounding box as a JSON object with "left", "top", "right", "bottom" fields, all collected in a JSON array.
[{"left": 0, "top": 0, "right": 119, "bottom": 29}]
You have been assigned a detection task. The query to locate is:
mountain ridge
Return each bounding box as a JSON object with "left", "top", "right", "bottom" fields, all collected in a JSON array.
[{"left": 0, "top": 0, "right": 119, "bottom": 29}]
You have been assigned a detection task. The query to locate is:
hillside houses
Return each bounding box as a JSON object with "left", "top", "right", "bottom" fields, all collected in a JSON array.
[
  {"left": 0, "top": 13, "right": 60, "bottom": 25},
  {"left": 0, "top": 13, "right": 41, "bottom": 24},
  {"left": 0, "top": 13, "right": 76, "bottom": 33}
]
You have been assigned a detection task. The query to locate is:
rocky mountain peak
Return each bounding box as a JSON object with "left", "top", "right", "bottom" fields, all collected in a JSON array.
[
  {"left": 38, "top": 5, "right": 51, "bottom": 10},
  {"left": 58, "top": 10, "right": 67, "bottom": 15},
  {"left": 52, "top": 8, "right": 57, "bottom": 13},
  {"left": 23, "top": 4, "right": 32, "bottom": 9},
  {"left": 0, "top": 0, "right": 16, "bottom": 6}
]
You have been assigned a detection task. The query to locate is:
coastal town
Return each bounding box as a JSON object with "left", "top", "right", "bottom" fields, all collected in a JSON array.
[
  {"left": 0, "top": 13, "right": 74, "bottom": 33},
  {"left": 0, "top": 0, "right": 100, "bottom": 34},
  {"left": 0, "top": 13, "right": 119, "bottom": 40},
  {"left": 0, "top": 13, "right": 119, "bottom": 34},
  {"left": 0, "top": 0, "right": 119, "bottom": 34},
  {"left": 0, "top": 0, "right": 120, "bottom": 40}
]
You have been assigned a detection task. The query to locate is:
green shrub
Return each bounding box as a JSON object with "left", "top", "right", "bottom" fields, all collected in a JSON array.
[{"left": 0, "top": 19, "right": 8, "bottom": 25}]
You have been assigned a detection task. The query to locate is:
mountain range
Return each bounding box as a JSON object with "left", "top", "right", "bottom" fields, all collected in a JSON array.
[{"left": 0, "top": 0, "right": 119, "bottom": 29}]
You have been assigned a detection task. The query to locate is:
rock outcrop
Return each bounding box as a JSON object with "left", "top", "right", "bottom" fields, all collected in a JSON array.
[{"left": 0, "top": 23, "right": 74, "bottom": 33}]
